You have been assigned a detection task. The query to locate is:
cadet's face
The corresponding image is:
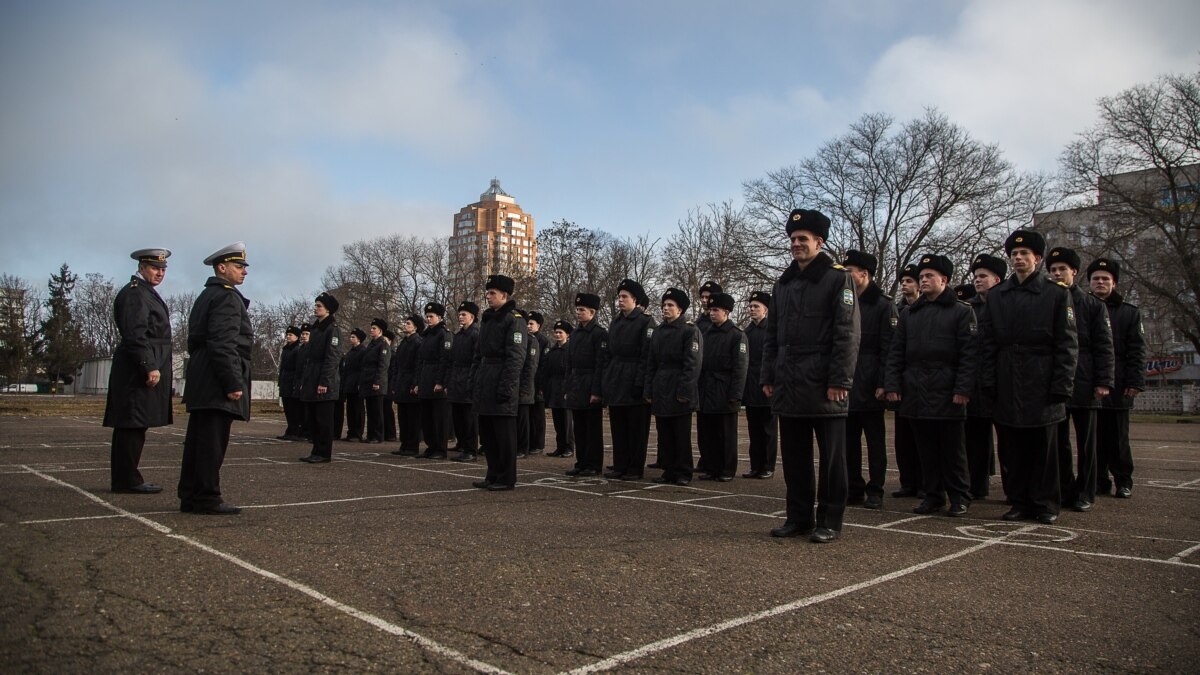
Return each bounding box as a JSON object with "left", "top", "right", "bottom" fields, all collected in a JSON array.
[
  {"left": 301, "top": 332, "right": 310, "bottom": 343},
  {"left": 553, "top": 329, "right": 568, "bottom": 344},
  {"left": 459, "top": 310, "right": 474, "bottom": 325},
  {"left": 139, "top": 263, "right": 166, "bottom": 286},
  {"left": 402, "top": 320, "right": 416, "bottom": 335},
  {"left": 485, "top": 288, "right": 506, "bottom": 309},
  {"left": 919, "top": 270, "right": 948, "bottom": 298},
  {"left": 709, "top": 306, "right": 729, "bottom": 324},
  {"left": 527, "top": 319, "right": 540, "bottom": 333},
  {"left": 286, "top": 333, "right": 298, "bottom": 343},
  {"left": 789, "top": 231, "right": 822, "bottom": 264},
  {"left": 1090, "top": 271, "right": 1115, "bottom": 298},
  {"left": 662, "top": 300, "right": 681, "bottom": 320},
  {"left": 349, "top": 334, "right": 361, "bottom": 346},
  {"left": 899, "top": 277, "right": 918, "bottom": 297},
  {"left": 616, "top": 290, "right": 636, "bottom": 312},
  {"left": 748, "top": 301, "right": 767, "bottom": 321},
  {"left": 1009, "top": 248, "right": 1039, "bottom": 275},
  {"left": 313, "top": 301, "right": 329, "bottom": 319},
  {"left": 575, "top": 306, "right": 595, "bottom": 323},
  {"left": 973, "top": 269, "right": 1001, "bottom": 294},
  {"left": 1048, "top": 262, "right": 1076, "bottom": 286},
  {"left": 426, "top": 313, "right": 441, "bottom": 326},
  {"left": 370, "top": 325, "right": 382, "bottom": 338},
  {"left": 846, "top": 265, "right": 870, "bottom": 293},
  {"left": 700, "top": 292, "right": 712, "bottom": 309}
]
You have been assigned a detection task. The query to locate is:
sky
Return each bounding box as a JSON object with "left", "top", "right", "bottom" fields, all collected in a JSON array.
[{"left": 2, "top": 0, "right": 1197, "bottom": 303}]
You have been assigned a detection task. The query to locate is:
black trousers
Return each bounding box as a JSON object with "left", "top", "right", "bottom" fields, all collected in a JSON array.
[
  {"left": 282, "top": 397, "right": 303, "bottom": 436},
  {"left": 965, "top": 416, "right": 995, "bottom": 499},
  {"left": 654, "top": 413, "right": 693, "bottom": 481},
  {"left": 697, "top": 412, "right": 738, "bottom": 477},
  {"left": 551, "top": 407, "right": 574, "bottom": 452},
  {"left": 299, "top": 401, "right": 312, "bottom": 440},
  {"left": 528, "top": 400, "right": 547, "bottom": 451},
  {"left": 1058, "top": 408, "right": 1098, "bottom": 503},
  {"left": 420, "top": 398, "right": 450, "bottom": 454},
  {"left": 572, "top": 408, "right": 604, "bottom": 472},
  {"left": 893, "top": 413, "right": 923, "bottom": 492},
  {"left": 997, "top": 423, "right": 1059, "bottom": 516},
  {"left": 1096, "top": 408, "right": 1134, "bottom": 491},
  {"left": 383, "top": 399, "right": 397, "bottom": 441},
  {"left": 479, "top": 415, "right": 518, "bottom": 487},
  {"left": 610, "top": 404, "right": 650, "bottom": 475},
  {"left": 911, "top": 418, "right": 971, "bottom": 506},
  {"left": 364, "top": 394, "right": 385, "bottom": 441},
  {"left": 341, "top": 394, "right": 364, "bottom": 440},
  {"left": 178, "top": 409, "right": 233, "bottom": 508},
  {"left": 451, "top": 402, "right": 478, "bottom": 453},
  {"left": 517, "top": 404, "right": 531, "bottom": 454},
  {"left": 846, "top": 410, "right": 887, "bottom": 498},
  {"left": 310, "top": 400, "right": 336, "bottom": 459},
  {"left": 779, "top": 416, "right": 848, "bottom": 531},
  {"left": 744, "top": 406, "right": 777, "bottom": 472},
  {"left": 396, "top": 401, "right": 422, "bottom": 451},
  {"left": 110, "top": 427, "right": 147, "bottom": 489}
]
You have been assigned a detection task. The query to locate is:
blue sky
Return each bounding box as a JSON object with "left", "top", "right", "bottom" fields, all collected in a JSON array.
[{"left": 2, "top": 0, "right": 1197, "bottom": 302}]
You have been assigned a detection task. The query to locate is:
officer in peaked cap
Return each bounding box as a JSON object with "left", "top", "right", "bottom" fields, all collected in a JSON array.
[
  {"left": 601, "top": 279, "right": 657, "bottom": 480},
  {"left": 564, "top": 291, "right": 609, "bottom": 477},
  {"left": 103, "top": 248, "right": 173, "bottom": 495},
  {"left": 178, "top": 243, "right": 252, "bottom": 514}
]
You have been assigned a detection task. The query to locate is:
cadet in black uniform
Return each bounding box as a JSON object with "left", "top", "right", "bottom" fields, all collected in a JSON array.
[
  {"left": 978, "top": 230, "right": 1078, "bottom": 523},
  {"left": 1048, "top": 248, "right": 1115, "bottom": 512},
  {"left": 361, "top": 319, "right": 391, "bottom": 443},
  {"left": 885, "top": 254, "right": 977, "bottom": 516},
  {"left": 526, "top": 311, "right": 549, "bottom": 455},
  {"left": 277, "top": 326, "right": 303, "bottom": 441},
  {"left": 602, "top": 279, "right": 656, "bottom": 480},
  {"left": 300, "top": 292, "right": 343, "bottom": 463},
  {"left": 842, "top": 250, "right": 896, "bottom": 509},
  {"left": 762, "top": 209, "right": 859, "bottom": 543},
  {"left": 645, "top": 288, "right": 702, "bottom": 485},
  {"left": 742, "top": 291, "right": 776, "bottom": 479},
  {"left": 515, "top": 305, "right": 539, "bottom": 459},
  {"left": 544, "top": 321, "right": 575, "bottom": 457},
  {"left": 1088, "top": 258, "right": 1146, "bottom": 498},
  {"left": 178, "top": 242, "right": 252, "bottom": 514},
  {"left": 892, "top": 262, "right": 924, "bottom": 499},
  {"left": 415, "top": 303, "right": 452, "bottom": 458},
  {"left": 697, "top": 292, "right": 749, "bottom": 481},
  {"left": 297, "top": 324, "right": 313, "bottom": 441},
  {"left": 390, "top": 314, "right": 424, "bottom": 456},
  {"left": 564, "top": 293, "right": 609, "bottom": 477},
  {"left": 449, "top": 302, "right": 480, "bottom": 461},
  {"left": 338, "top": 329, "right": 365, "bottom": 441},
  {"left": 381, "top": 329, "right": 398, "bottom": 441},
  {"left": 965, "top": 253, "right": 1006, "bottom": 499},
  {"left": 695, "top": 280, "right": 720, "bottom": 334},
  {"left": 104, "top": 248, "right": 173, "bottom": 494},
  {"left": 471, "top": 275, "right": 528, "bottom": 490}
]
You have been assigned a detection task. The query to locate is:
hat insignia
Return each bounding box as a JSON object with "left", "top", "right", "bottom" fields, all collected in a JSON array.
[
  {"left": 792, "top": 213, "right": 801, "bottom": 221},
  {"left": 1015, "top": 236, "right": 1024, "bottom": 243}
]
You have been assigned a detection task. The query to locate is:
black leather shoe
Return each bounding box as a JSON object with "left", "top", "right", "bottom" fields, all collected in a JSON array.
[
  {"left": 179, "top": 502, "right": 194, "bottom": 513},
  {"left": 1001, "top": 507, "right": 1027, "bottom": 521},
  {"left": 565, "top": 467, "right": 583, "bottom": 476},
  {"left": 390, "top": 449, "right": 406, "bottom": 455},
  {"left": 716, "top": 475, "right": 733, "bottom": 482},
  {"left": 742, "top": 470, "right": 761, "bottom": 478},
  {"left": 947, "top": 503, "right": 968, "bottom": 517},
  {"left": 366, "top": 439, "right": 382, "bottom": 445},
  {"left": 603, "top": 469, "right": 624, "bottom": 479},
  {"left": 193, "top": 503, "right": 241, "bottom": 515},
  {"left": 672, "top": 478, "right": 690, "bottom": 486},
  {"left": 547, "top": 450, "right": 564, "bottom": 457},
  {"left": 697, "top": 473, "right": 718, "bottom": 481},
  {"left": 299, "top": 455, "right": 316, "bottom": 463},
  {"left": 452, "top": 453, "right": 477, "bottom": 462},
  {"left": 527, "top": 449, "right": 543, "bottom": 455},
  {"left": 810, "top": 527, "right": 839, "bottom": 543},
  {"left": 770, "top": 522, "right": 813, "bottom": 538},
  {"left": 576, "top": 468, "right": 600, "bottom": 477},
  {"left": 486, "top": 483, "right": 514, "bottom": 491},
  {"left": 756, "top": 470, "right": 774, "bottom": 479},
  {"left": 275, "top": 434, "right": 291, "bottom": 440},
  {"left": 1071, "top": 500, "right": 1093, "bottom": 512},
  {"left": 559, "top": 450, "right": 574, "bottom": 458},
  {"left": 647, "top": 462, "right": 662, "bottom": 469},
  {"left": 1115, "top": 486, "right": 1132, "bottom": 499},
  {"left": 619, "top": 473, "right": 643, "bottom": 481},
  {"left": 113, "top": 483, "right": 163, "bottom": 494},
  {"left": 651, "top": 476, "right": 671, "bottom": 484},
  {"left": 472, "top": 480, "right": 492, "bottom": 489},
  {"left": 307, "top": 456, "right": 331, "bottom": 464},
  {"left": 913, "top": 500, "right": 943, "bottom": 515},
  {"left": 1036, "top": 512, "right": 1058, "bottom": 524},
  {"left": 892, "top": 488, "right": 919, "bottom": 498},
  {"left": 863, "top": 495, "right": 883, "bottom": 510},
  {"left": 421, "top": 451, "right": 447, "bottom": 459},
  {"left": 515, "top": 452, "right": 528, "bottom": 459}
]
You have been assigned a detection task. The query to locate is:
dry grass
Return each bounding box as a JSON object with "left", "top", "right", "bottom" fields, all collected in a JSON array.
[{"left": 0, "top": 395, "right": 285, "bottom": 417}]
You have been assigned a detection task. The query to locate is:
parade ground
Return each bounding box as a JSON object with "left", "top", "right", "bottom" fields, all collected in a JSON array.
[{"left": 1, "top": 406, "right": 1197, "bottom": 673}]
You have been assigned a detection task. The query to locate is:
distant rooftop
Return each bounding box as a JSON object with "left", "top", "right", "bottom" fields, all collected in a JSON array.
[{"left": 480, "top": 178, "right": 515, "bottom": 204}]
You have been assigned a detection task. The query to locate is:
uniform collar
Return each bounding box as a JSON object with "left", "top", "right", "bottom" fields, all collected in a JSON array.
[{"left": 779, "top": 251, "right": 834, "bottom": 284}]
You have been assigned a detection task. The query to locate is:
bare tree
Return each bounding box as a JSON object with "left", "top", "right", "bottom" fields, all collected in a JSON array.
[
  {"left": 1057, "top": 70, "right": 1200, "bottom": 353},
  {"left": 164, "top": 290, "right": 196, "bottom": 363},
  {"left": 74, "top": 273, "right": 119, "bottom": 358},
  {"left": 743, "top": 109, "right": 1050, "bottom": 292},
  {"left": 0, "top": 274, "right": 43, "bottom": 384}
]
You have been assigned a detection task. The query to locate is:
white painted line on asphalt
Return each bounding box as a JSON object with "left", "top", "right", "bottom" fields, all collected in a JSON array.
[
  {"left": 613, "top": 495, "right": 776, "bottom": 520},
  {"left": 677, "top": 494, "right": 742, "bottom": 503},
  {"left": 1168, "top": 541, "right": 1200, "bottom": 563},
  {"left": 877, "top": 515, "right": 932, "bottom": 529},
  {"left": 564, "top": 536, "right": 1008, "bottom": 674},
  {"left": 18, "top": 465, "right": 513, "bottom": 675}
]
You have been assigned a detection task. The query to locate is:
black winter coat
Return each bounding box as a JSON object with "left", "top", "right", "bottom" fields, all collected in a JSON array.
[
  {"left": 1099, "top": 291, "right": 1146, "bottom": 409},
  {"left": 182, "top": 276, "right": 252, "bottom": 420},
  {"left": 761, "top": 253, "right": 861, "bottom": 418},
  {"left": 884, "top": 287, "right": 977, "bottom": 420},
  {"left": 532, "top": 330, "right": 550, "bottom": 402},
  {"left": 966, "top": 295, "right": 995, "bottom": 419},
  {"left": 518, "top": 313, "right": 539, "bottom": 405},
  {"left": 340, "top": 344, "right": 364, "bottom": 397},
  {"left": 359, "top": 337, "right": 390, "bottom": 398},
  {"left": 644, "top": 317, "right": 702, "bottom": 417},
  {"left": 978, "top": 273, "right": 1078, "bottom": 428},
  {"left": 601, "top": 307, "right": 656, "bottom": 407},
  {"left": 103, "top": 275, "right": 173, "bottom": 429},
  {"left": 416, "top": 322, "right": 452, "bottom": 399},
  {"left": 542, "top": 341, "right": 570, "bottom": 409},
  {"left": 448, "top": 322, "right": 478, "bottom": 403},
  {"left": 564, "top": 316, "right": 608, "bottom": 409},
  {"left": 699, "top": 319, "right": 748, "bottom": 414},
  {"left": 470, "top": 300, "right": 527, "bottom": 416},
  {"left": 301, "top": 315, "right": 341, "bottom": 403},
  {"left": 390, "top": 332, "right": 422, "bottom": 403},
  {"left": 850, "top": 283, "right": 896, "bottom": 412},
  {"left": 1068, "top": 285, "right": 1115, "bottom": 410},
  {"left": 742, "top": 318, "right": 770, "bottom": 408},
  {"left": 278, "top": 341, "right": 300, "bottom": 399}
]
